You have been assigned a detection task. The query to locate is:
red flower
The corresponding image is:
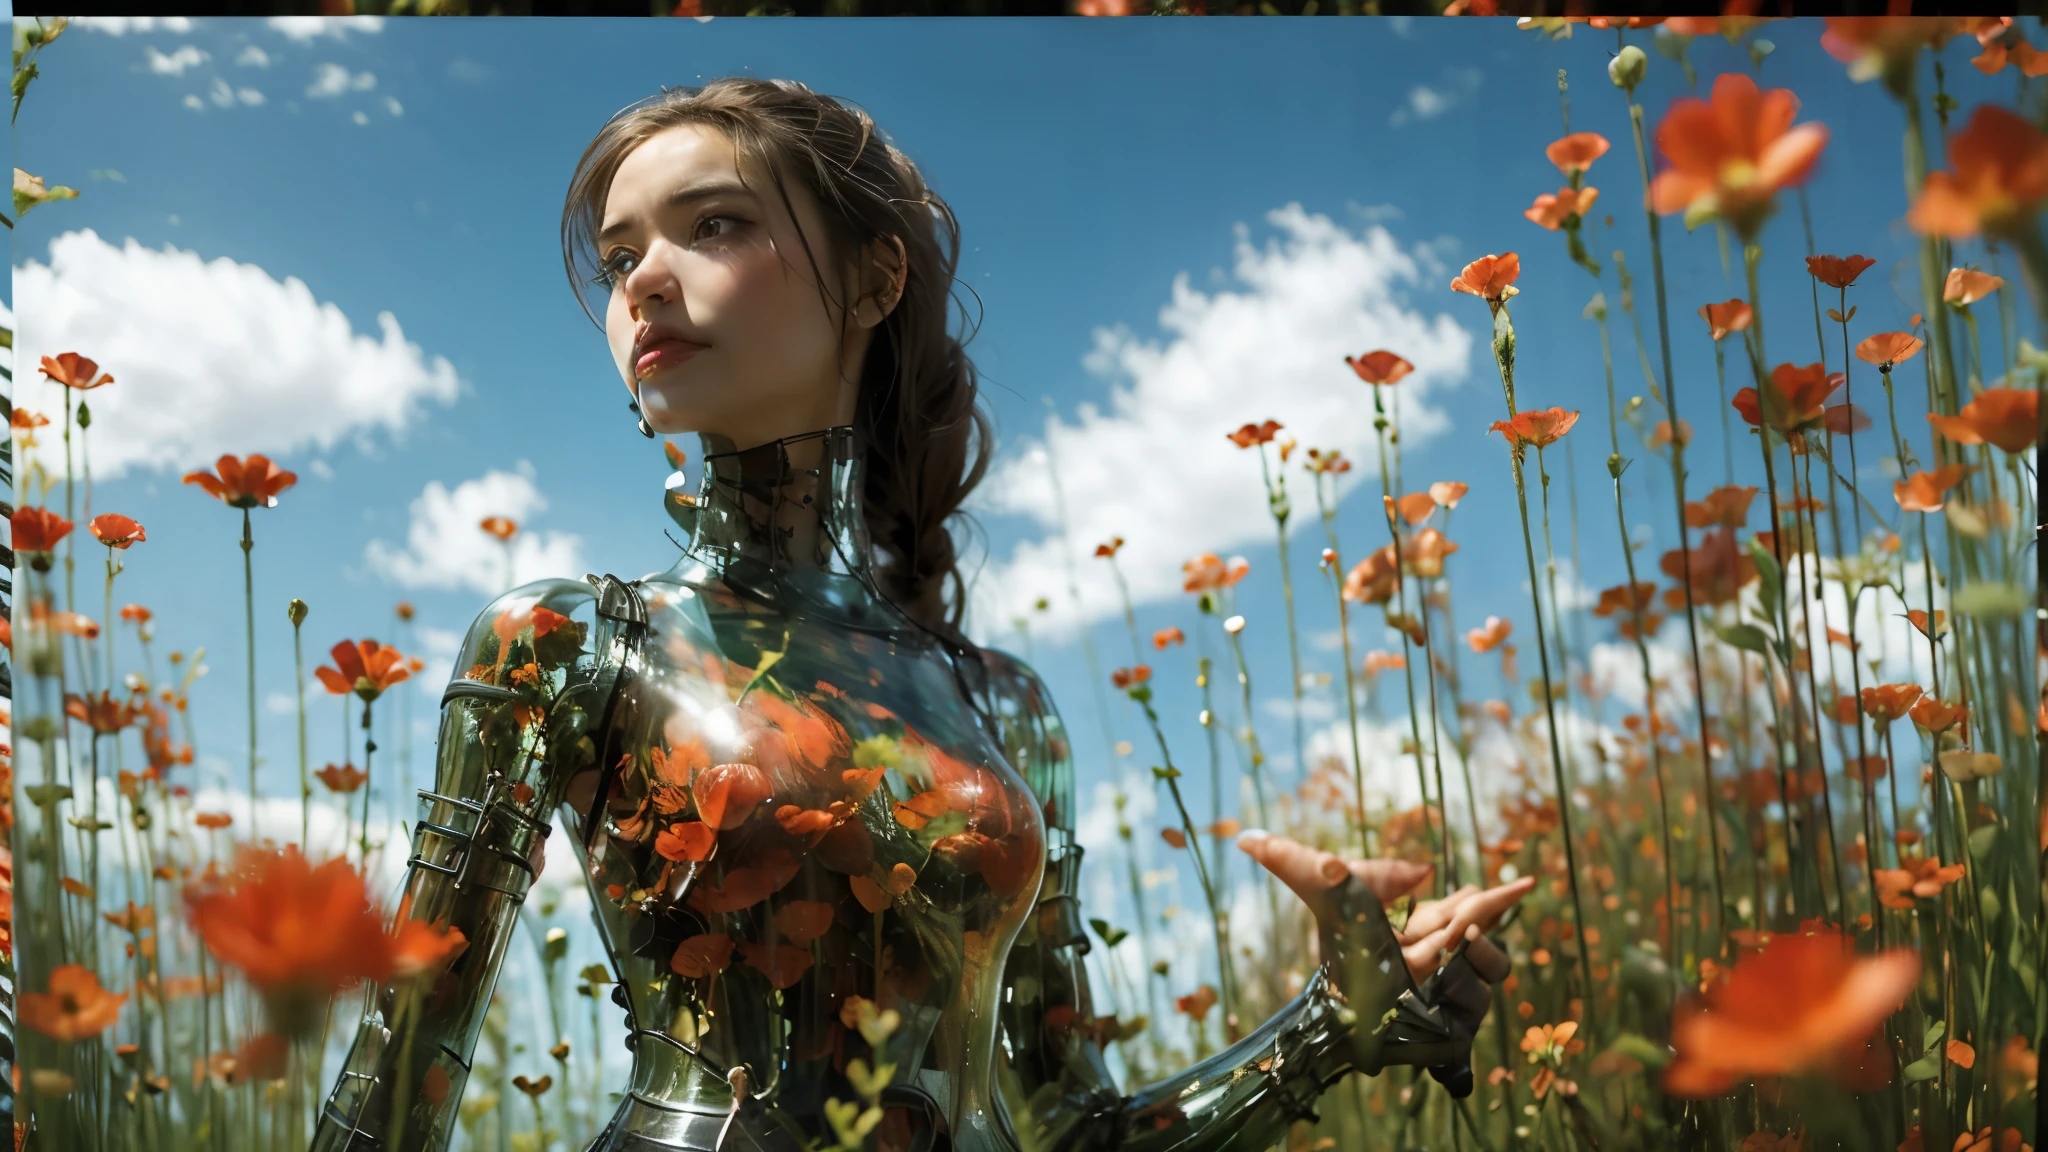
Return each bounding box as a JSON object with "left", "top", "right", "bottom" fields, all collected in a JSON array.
[
  {"left": 655, "top": 820, "right": 716, "bottom": 862},
  {"left": 1545, "top": 132, "right": 1611, "bottom": 176},
  {"left": 1093, "top": 536, "right": 1124, "bottom": 558},
  {"left": 1226, "top": 420, "right": 1283, "bottom": 448},
  {"left": 692, "top": 763, "right": 772, "bottom": 830},
  {"left": 1451, "top": 253, "right": 1521, "bottom": 302},
  {"left": 1926, "top": 388, "right": 2039, "bottom": 454},
  {"left": 479, "top": 516, "right": 518, "bottom": 541},
  {"left": 1524, "top": 187, "right": 1598, "bottom": 231},
  {"left": 315, "top": 639, "right": 412, "bottom": 703},
  {"left": 1490, "top": 407, "right": 1580, "bottom": 449},
  {"left": 37, "top": 352, "right": 115, "bottom": 391},
  {"left": 1854, "top": 331, "right": 1925, "bottom": 369},
  {"left": 1110, "top": 665, "right": 1152, "bottom": 690},
  {"left": 20, "top": 965, "right": 126, "bottom": 1041},
  {"left": 1806, "top": 254, "right": 1876, "bottom": 289},
  {"left": 1650, "top": 73, "right": 1828, "bottom": 237},
  {"left": 88, "top": 513, "right": 147, "bottom": 550},
  {"left": 11, "top": 506, "right": 75, "bottom": 553},
  {"left": 1152, "top": 627, "right": 1185, "bottom": 650},
  {"left": 1908, "top": 105, "right": 2048, "bottom": 239},
  {"left": 1182, "top": 553, "right": 1250, "bottom": 594},
  {"left": 1345, "top": 350, "right": 1414, "bottom": 387},
  {"left": 1893, "top": 464, "right": 1971, "bottom": 513},
  {"left": 1698, "top": 299, "right": 1754, "bottom": 341},
  {"left": 182, "top": 454, "right": 299, "bottom": 510}
]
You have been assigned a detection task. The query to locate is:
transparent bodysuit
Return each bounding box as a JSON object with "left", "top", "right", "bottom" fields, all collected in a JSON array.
[{"left": 310, "top": 426, "right": 1455, "bottom": 1152}]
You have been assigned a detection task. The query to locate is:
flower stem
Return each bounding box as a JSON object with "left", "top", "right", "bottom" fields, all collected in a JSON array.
[{"left": 242, "top": 506, "right": 259, "bottom": 812}]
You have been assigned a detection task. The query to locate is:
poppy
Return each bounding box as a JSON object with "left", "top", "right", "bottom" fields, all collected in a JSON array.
[
  {"left": 1872, "top": 855, "right": 1967, "bottom": 910},
  {"left": 65, "top": 691, "right": 137, "bottom": 735},
  {"left": 1491, "top": 407, "right": 1580, "bottom": 449},
  {"left": 120, "top": 604, "right": 153, "bottom": 624},
  {"left": 739, "top": 940, "right": 812, "bottom": 989},
  {"left": 1591, "top": 582, "right": 1657, "bottom": 619},
  {"left": 655, "top": 820, "right": 716, "bottom": 862},
  {"left": 479, "top": 516, "right": 518, "bottom": 541},
  {"left": 1731, "top": 388, "right": 1764, "bottom": 428},
  {"left": 1545, "top": 132, "right": 1611, "bottom": 176},
  {"left": 1109, "top": 665, "right": 1152, "bottom": 690},
  {"left": 1093, "top": 536, "right": 1124, "bottom": 558},
  {"left": 20, "top": 964, "right": 127, "bottom": 1041},
  {"left": 1651, "top": 419, "right": 1692, "bottom": 448},
  {"left": 182, "top": 454, "right": 299, "bottom": 510},
  {"left": 746, "top": 693, "right": 852, "bottom": 777},
  {"left": 315, "top": 639, "right": 412, "bottom": 704},
  {"left": 315, "top": 764, "right": 367, "bottom": 793},
  {"left": 1755, "top": 363, "right": 1837, "bottom": 432},
  {"left": 1341, "top": 545, "right": 1400, "bottom": 606},
  {"left": 1944, "top": 268, "right": 2005, "bottom": 307},
  {"left": 1345, "top": 350, "right": 1414, "bottom": 387},
  {"left": 1524, "top": 187, "right": 1599, "bottom": 231},
  {"left": 1824, "top": 404, "right": 1872, "bottom": 435},
  {"left": 1617, "top": 612, "right": 1664, "bottom": 641},
  {"left": 1927, "top": 388, "right": 2039, "bottom": 453},
  {"left": 1387, "top": 492, "right": 1436, "bottom": 526},
  {"left": 1428, "top": 481, "right": 1468, "bottom": 508},
  {"left": 1451, "top": 253, "right": 1521, "bottom": 303},
  {"left": 1362, "top": 650, "right": 1406, "bottom": 676},
  {"left": 389, "top": 903, "right": 468, "bottom": 981},
  {"left": 692, "top": 763, "right": 773, "bottom": 830},
  {"left": 669, "top": 933, "right": 735, "bottom": 978},
  {"left": 1304, "top": 447, "right": 1352, "bottom": 475},
  {"left": 775, "top": 900, "right": 837, "bottom": 946},
  {"left": 892, "top": 790, "right": 951, "bottom": 831},
  {"left": 1973, "top": 36, "right": 2048, "bottom": 77},
  {"left": 1854, "top": 331, "right": 1925, "bottom": 370},
  {"left": 1937, "top": 750, "right": 2003, "bottom": 782},
  {"left": 849, "top": 874, "right": 892, "bottom": 913},
  {"left": 1910, "top": 698, "right": 1967, "bottom": 733},
  {"left": 1893, "top": 464, "right": 1971, "bottom": 513},
  {"left": 1820, "top": 17, "right": 1966, "bottom": 80},
  {"left": 1649, "top": 73, "right": 1829, "bottom": 237},
  {"left": 1908, "top": 105, "right": 2048, "bottom": 238},
  {"left": 1226, "top": 420, "right": 1283, "bottom": 448},
  {"left": 11, "top": 408, "right": 49, "bottom": 431},
  {"left": 12, "top": 507, "right": 75, "bottom": 553},
  {"left": 37, "top": 352, "right": 115, "bottom": 390},
  {"left": 1176, "top": 984, "right": 1219, "bottom": 1023},
  {"left": 1698, "top": 299, "right": 1754, "bottom": 341},
  {"left": 1467, "top": 616, "right": 1512, "bottom": 653},
  {"left": 195, "top": 812, "right": 234, "bottom": 830},
  {"left": 1659, "top": 528, "right": 1759, "bottom": 608},
  {"left": 1861, "top": 683, "right": 1925, "bottom": 722},
  {"left": 1182, "top": 553, "right": 1251, "bottom": 593},
  {"left": 1400, "top": 528, "right": 1458, "bottom": 578},
  {"left": 513, "top": 1075, "right": 553, "bottom": 1097},
  {"left": 1807, "top": 254, "right": 1877, "bottom": 289},
  {"left": 1906, "top": 609, "right": 1949, "bottom": 639},
  {"left": 1662, "top": 927, "right": 1919, "bottom": 1096},
  {"left": 1160, "top": 827, "right": 1187, "bottom": 849},
  {"left": 88, "top": 514, "right": 147, "bottom": 550},
  {"left": 1684, "top": 486, "right": 1759, "bottom": 530},
  {"left": 1152, "top": 627, "right": 1185, "bottom": 650},
  {"left": 685, "top": 852, "right": 797, "bottom": 915}
]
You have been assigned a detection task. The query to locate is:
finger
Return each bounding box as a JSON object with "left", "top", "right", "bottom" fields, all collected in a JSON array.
[
  {"left": 1463, "top": 927, "right": 1511, "bottom": 984},
  {"left": 1402, "top": 920, "right": 1464, "bottom": 983},
  {"left": 1345, "top": 857, "right": 1434, "bottom": 905},
  {"left": 1236, "top": 831, "right": 1347, "bottom": 907},
  {"left": 1462, "top": 876, "right": 1536, "bottom": 933},
  {"left": 1401, "top": 885, "right": 1480, "bottom": 940}
]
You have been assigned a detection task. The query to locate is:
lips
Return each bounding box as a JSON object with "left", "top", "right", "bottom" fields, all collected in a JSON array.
[{"left": 635, "top": 338, "right": 704, "bottom": 379}]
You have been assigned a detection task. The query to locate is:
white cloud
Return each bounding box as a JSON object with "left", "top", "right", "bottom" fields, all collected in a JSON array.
[
  {"left": 306, "top": 62, "right": 377, "bottom": 99},
  {"left": 1389, "top": 66, "right": 1484, "bottom": 127},
  {"left": 236, "top": 44, "right": 272, "bottom": 68},
  {"left": 364, "top": 462, "right": 590, "bottom": 598},
  {"left": 182, "top": 94, "right": 203, "bottom": 111},
  {"left": 238, "top": 87, "right": 266, "bottom": 106},
  {"left": 382, "top": 95, "right": 403, "bottom": 117},
  {"left": 446, "top": 56, "right": 494, "bottom": 84},
  {"left": 414, "top": 625, "right": 465, "bottom": 698},
  {"left": 267, "top": 16, "right": 386, "bottom": 41},
  {"left": 144, "top": 44, "right": 209, "bottom": 75},
  {"left": 12, "top": 228, "right": 463, "bottom": 479},
  {"left": 207, "top": 76, "right": 235, "bottom": 107},
  {"left": 352, "top": 110, "right": 370, "bottom": 126},
  {"left": 964, "top": 203, "right": 1473, "bottom": 645},
  {"left": 74, "top": 17, "right": 196, "bottom": 35}
]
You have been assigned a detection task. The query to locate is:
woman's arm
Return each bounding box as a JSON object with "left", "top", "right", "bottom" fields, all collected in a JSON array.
[
  {"left": 310, "top": 576, "right": 620, "bottom": 1152},
  {"left": 981, "top": 651, "right": 1365, "bottom": 1152}
]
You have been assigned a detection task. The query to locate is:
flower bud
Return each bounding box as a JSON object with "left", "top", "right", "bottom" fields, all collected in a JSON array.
[
  {"left": 287, "top": 598, "right": 309, "bottom": 627},
  {"left": 1610, "top": 45, "right": 1647, "bottom": 91},
  {"left": 1937, "top": 750, "right": 2001, "bottom": 782}
]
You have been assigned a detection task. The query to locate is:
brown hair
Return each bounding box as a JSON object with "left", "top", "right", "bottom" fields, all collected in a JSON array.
[{"left": 560, "top": 77, "right": 992, "bottom": 644}]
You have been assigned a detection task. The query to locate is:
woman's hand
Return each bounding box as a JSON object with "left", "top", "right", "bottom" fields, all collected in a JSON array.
[{"left": 1237, "top": 830, "right": 1534, "bottom": 1079}]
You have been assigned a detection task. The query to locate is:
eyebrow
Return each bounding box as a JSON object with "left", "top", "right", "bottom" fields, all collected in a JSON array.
[{"left": 597, "top": 181, "right": 757, "bottom": 245}]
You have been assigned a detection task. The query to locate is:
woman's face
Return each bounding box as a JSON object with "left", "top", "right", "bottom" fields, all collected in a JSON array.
[{"left": 597, "top": 123, "right": 899, "bottom": 448}]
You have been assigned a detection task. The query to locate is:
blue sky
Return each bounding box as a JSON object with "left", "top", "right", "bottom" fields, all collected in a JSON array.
[{"left": 10, "top": 14, "right": 2031, "bottom": 891}]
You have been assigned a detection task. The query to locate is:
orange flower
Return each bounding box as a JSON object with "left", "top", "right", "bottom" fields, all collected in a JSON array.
[
  {"left": 1152, "top": 627, "right": 1185, "bottom": 650},
  {"left": 1950, "top": 1128, "right": 2033, "bottom": 1152},
  {"left": 1650, "top": 73, "right": 1829, "bottom": 237},
  {"left": 1755, "top": 363, "right": 1837, "bottom": 432},
  {"left": 1451, "top": 253, "right": 1521, "bottom": 303},
  {"left": 1591, "top": 582, "right": 1657, "bottom": 619},
  {"left": 186, "top": 845, "right": 403, "bottom": 1036},
  {"left": 1659, "top": 528, "right": 1758, "bottom": 608},
  {"left": 1973, "top": 36, "right": 2048, "bottom": 78},
  {"left": 1907, "top": 105, "right": 2048, "bottom": 238},
  {"left": 1341, "top": 545, "right": 1400, "bottom": 606},
  {"left": 655, "top": 821, "right": 716, "bottom": 862},
  {"left": 315, "top": 639, "right": 412, "bottom": 703},
  {"left": 1944, "top": 268, "right": 2005, "bottom": 307},
  {"left": 1491, "top": 407, "right": 1580, "bottom": 449},
  {"left": 65, "top": 691, "right": 138, "bottom": 735},
  {"left": 1807, "top": 254, "right": 1877, "bottom": 289},
  {"left": 1855, "top": 331, "right": 1925, "bottom": 369},
  {"left": 1906, "top": 610, "right": 1949, "bottom": 640},
  {"left": 1909, "top": 698, "right": 1967, "bottom": 733},
  {"left": 1524, "top": 187, "right": 1599, "bottom": 231},
  {"left": 1400, "top": 528, "right": 1459, "bottom": 578},
  {"left": 1545, "top": 132, "right": 1610, "bottom": 176},
  {"left": 692, "top": 763, "right": 772, "bottom": 830},
  {"left": 1861, "top": 683, "right": 1924, "bottom": 722},
  {"left": 88, "top": 514, "right": 147, "bottom": 550},
  {"left": 1651, "top": 419, "right": 1692, "bottom": 448},
  {"left": 12, "top": 507, "right": 75, "bottom": 553},
  {"left": 1160, "top": 827, "right": 1187, "bottom": 849},
  {"left": 1893, "top": 464, "right": 1971, "bottom": 513},
  {"left": 1662, "top": 928, "right": 1919, "bottom": 1096},
  {"left": 1698, "top": 299, "right": 1754, "bottom": 341},
  {"left": 775, "top": 900, "right": 837, "bottom": 946},
  {"left": 1872, "top": 855, "right": 1967, "bottom": 910},
  {"left": 1093, "top": 536, "right": 1124, "bottom": 558},
  {"left": 1226, "top": 420, "right": 1282, "bottom": 448},
  {"left": 1824, "top": 404, "right": 1871, "bottom": 435},
  {"left": 1182, "top": 553, "right": 1250, "bottom": 594},
  {"left": 195, "top": 812, "right": 234, "bottom": 830},
  {"left": 120, "top": 604, "right": 153, "bottom": 625},
  {"left": 38, "top": 352, "right": 116, "bottom": 390},
  {"left": 182, "top": 454, "right": 299, "bottom": 510},
  {"left": 479, "top": 516, "right": 518, "bottom": 541},
  {"left": 1345, "top": 350, "right": 1414, "bottom": 387},
  {"left": 389, "top": 904, "right": 469, "bottom": 981},
  {"left": 1304, "top": 447, "right": 1352, "bottom": 474},
  {"left": 1685, "top": 485, "right": 1759, "bottom": 530},
  {"left": 1175, "top": 984, "right": 1218, "bottom": 1023},
  {"left": 1821, "top": 17, "right": 1966, "bottom": 80},
  {"left": 1467, "top": 616, "right": 1512, "bottom": 653},
  {"left": 1927, "top": 389, "right": 2039, "bottom": 453},
  {"left": 1428, "top": 481, "right": 1468, "bottom": 508},
  {"left": 669, "top": 932, "right": 734, "bottom": 978},
  {"left": 1362, "top": 649, "right": 1406, "bottom": 676},
  {"left": 1110, "top": 665, "right": 1152, "bottom": 690},
  {"left": 1389, "top": 492, "right": 1436, "bottom": 526},
  {"left": 315, "top": 764, "right": 366, "bottom": 793},
  {"left": 20, "top": 964, "right": 127, "bottom": 1041}
]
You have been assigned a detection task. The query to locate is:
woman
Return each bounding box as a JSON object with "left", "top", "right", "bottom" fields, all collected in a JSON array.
[{"left": 311, "top": 77, "right": 1531, "bottom": 1152}]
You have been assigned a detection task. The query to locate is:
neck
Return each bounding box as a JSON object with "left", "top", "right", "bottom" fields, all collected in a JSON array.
[{"left": 679, "top": 425, "right": 874, "bottom": 583}]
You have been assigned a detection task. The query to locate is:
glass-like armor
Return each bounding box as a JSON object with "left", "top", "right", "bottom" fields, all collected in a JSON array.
[{"left": 310, "top": 426, "right": 1423, "bottom": 1152}]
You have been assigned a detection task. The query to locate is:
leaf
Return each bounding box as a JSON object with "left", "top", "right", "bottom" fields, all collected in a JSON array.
[
  {"left": 24, "top": 784, "right": 72, "bottom": 806},
  {"left": 1713, "top": 623, "right": 1770, "bottom": 657},
  {"left": 1748, "top": 538, "right": 1782, "bottom": 618},
  {"left": 13, "top": 168, "right": 78, "bottom": 220},
  {"left": 1089, "top": 918, "right": 1129, "bottom": 949},
  {"left": 1607, "top": 1033, "right": 1672, "bottom": 1070},
  {"left": 1922, "top": 1020, "right": 1946, "bottom": 1051},
  {"left": 845, "top": 1058, "right": 894, "bottom": 1099},
  {"left": 1967, "top": 824, "right": 1999, "bottom": 862},
  {"left": 1901, "top": 1052, "right": 1942, "bottom": 1084},
  {"left": 1951, "top": 582, "right": 2028, "bottom": 618},
  {"left": 1150, "top": 765, "right": 1180, "bottom": 781}
]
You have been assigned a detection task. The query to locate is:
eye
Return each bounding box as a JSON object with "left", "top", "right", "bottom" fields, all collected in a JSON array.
[{"left": 590, "top": 216, "right": 744, "bottom": 291}]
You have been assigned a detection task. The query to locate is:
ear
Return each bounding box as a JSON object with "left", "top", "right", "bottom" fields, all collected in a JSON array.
[{"left": 854, "top": 234, "right": 908, "bottom": 330}]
